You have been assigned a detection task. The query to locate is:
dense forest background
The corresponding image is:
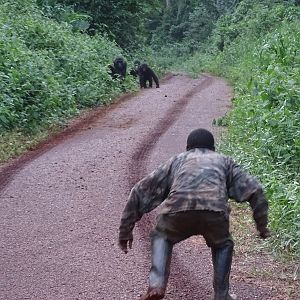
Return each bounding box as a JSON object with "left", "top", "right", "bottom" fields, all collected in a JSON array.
[{"left": 0, "top": 0, "right": 299, "bottom": 258}]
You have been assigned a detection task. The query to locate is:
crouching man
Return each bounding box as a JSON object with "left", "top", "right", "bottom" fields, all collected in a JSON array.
[{"left": 118, "top": 128, "right": 270, "bottom": 300}]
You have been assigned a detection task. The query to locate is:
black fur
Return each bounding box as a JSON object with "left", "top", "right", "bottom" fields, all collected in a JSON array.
[
  {"left": 138, "top": 63, "right": 159, "bottom": 88},
  {"left": 109, "top": 57, "right": 127, "bottom": 80}
]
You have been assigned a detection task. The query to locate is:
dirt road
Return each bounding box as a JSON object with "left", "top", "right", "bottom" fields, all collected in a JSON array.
[{"left": 0, "top": 74, "right": 297, "bottom": 299}]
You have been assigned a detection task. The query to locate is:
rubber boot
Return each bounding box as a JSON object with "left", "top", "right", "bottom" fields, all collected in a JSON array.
[
  {"left": 140, "top": 235, "right": 173, "bottom": 300},
  {"left": 211, "top": 242, "right": 236, "bottom": 300}
]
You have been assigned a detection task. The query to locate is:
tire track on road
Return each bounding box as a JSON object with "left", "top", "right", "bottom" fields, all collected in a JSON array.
[
  {"left": 129, "top": 74, "right": 213, "bottom": 185},
  {"left": 128, "top": 74, "right": 215, "bottom": 298},
  {"left": 0, "top": 94, "right": 133, "bottom": 195}
]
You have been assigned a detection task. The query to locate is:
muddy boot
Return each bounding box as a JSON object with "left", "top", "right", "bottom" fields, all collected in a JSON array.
[
  {"left": 211, "top": 241, "right": 235, "bottom": 300},
  {"left": 140, "top": 235, "right": 173, "bottom": 300}
]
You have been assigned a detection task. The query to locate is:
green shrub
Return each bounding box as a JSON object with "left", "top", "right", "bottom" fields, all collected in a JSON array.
[
  {"left": 0, "top": 0, "right": 136, "bottom": 133},
  {"left": 215, "top": 18, "right": 300, "bottom": 257},
  {"left": 172, "top": 0, "right": 299, "bottom": 258}
]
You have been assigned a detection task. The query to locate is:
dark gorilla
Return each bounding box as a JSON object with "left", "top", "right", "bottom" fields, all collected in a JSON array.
[
  {"left": 108, "top": 56, "right": 127, "bottom": 80},
  {"left": 138, "top": 63, "right": 159, "bottom": 88}
]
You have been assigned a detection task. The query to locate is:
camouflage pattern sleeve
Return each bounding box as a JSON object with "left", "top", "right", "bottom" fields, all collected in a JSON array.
[
  {"left": 119, "top": 158, "right": 174, "bottom": 241},
  {"left": 227, "top": 159, "right": 269, "bottom": 232}
]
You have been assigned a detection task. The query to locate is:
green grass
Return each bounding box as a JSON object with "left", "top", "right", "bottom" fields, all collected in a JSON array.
[
  {"left": 0, "top": 130, "right": 49, "bottom": 163},
  {"left": 169, "top": 1, "right": 300, "bottom": 258}
]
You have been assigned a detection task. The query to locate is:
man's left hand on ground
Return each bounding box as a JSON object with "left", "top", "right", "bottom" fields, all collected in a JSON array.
[{"left": 119, "top": 239, "right": 133, "bottom": 254}]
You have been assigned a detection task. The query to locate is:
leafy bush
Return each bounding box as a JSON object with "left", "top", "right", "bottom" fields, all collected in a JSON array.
[
  {"left": 211, "top": 0, "right": 300, "bottom": 51},
  {"left": 0, "top": 0, "right": 136, "bottom": 133},
  {"left": 147, "top": 0, "right": 220, "bottom": 54},
  {"left": 205, "top": 4, "right": 300, "bottom": 257},
  {"left": 175, "top": 0, "right": 300, "bottom": 258},
  {"left": 37, "top": 0, "right": 162, "bottom": 50},
  {"left": 232, "top": 24, "right": 299, "bottom": 256}
]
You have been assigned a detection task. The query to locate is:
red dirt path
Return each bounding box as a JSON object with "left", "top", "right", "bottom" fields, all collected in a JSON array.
[{"left": 0, "top": 74, "right": 298, "bottom": 300}]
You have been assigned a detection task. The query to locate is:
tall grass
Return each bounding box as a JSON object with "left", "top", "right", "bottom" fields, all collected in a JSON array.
[
  {"left": 174, "top": 1, "right": 300, "bottom": 258},
  {"left": 222, "top": 23, "right": 300, "bottom": 257}
]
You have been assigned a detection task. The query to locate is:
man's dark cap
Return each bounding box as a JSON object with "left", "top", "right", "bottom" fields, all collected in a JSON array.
[{"left": 186, "top": 128, "right": 215, "bottom": 151}]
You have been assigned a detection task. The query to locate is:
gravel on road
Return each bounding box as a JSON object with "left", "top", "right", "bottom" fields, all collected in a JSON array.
[{"left": 0, "top": 74, "right": 297, "bottom": 300}]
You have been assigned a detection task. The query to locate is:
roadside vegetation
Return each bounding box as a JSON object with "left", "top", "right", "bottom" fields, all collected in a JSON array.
[
  {"left": 0, "top": 0, "right": 152, "bottom": 161},
  {"left": 176, "top": 1, "right": 300, "bottom": 259},
  {"left": 0, "top": 0, "right": 299, "bottom": 259}
]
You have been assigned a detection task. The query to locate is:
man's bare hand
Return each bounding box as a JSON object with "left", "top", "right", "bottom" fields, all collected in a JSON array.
[{"left": 119, "top": 239, "right": 133, "bottom": 254}]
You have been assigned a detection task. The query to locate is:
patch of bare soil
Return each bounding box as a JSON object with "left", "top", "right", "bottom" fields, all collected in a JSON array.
[{"left": 0, "top": 73, "right": 298, "bottom": 300}]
